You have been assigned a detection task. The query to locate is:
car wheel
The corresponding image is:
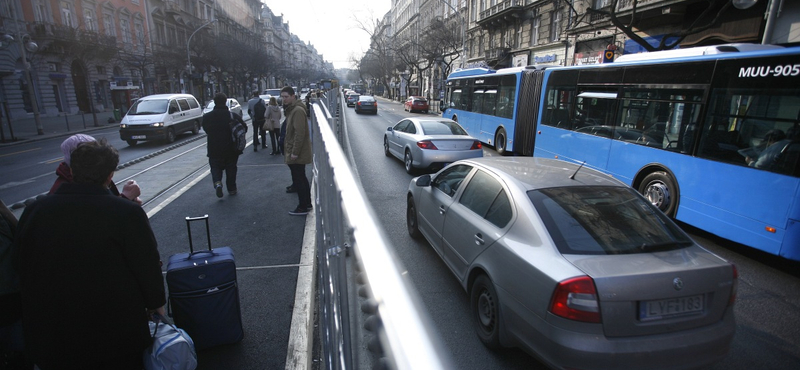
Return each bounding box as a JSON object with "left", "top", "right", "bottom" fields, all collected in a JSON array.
[
  {"left": 126, "top": 139, "right": 138, "bottom": 146},
  {"left": 165, "top": 128, "right": 176, "bottom": 144},
  {"left": 404, "top": 150, "right": 415, "bottom": 174},
  {"left": 384, "top": 137, "right": 391, "bottom": 157},
  {"left": 639, "top": 171, "right": 678, "bottom": 217},
  {"left": 495, "top": 128, "right": 508, "bottom": 156},
  {"left": 191, "top": 121, "right": 200, "bottom": 135},
  {"left": 407, "top": 196, "right": 422, "bottom": 239},
  {"left": 471, "top": 275, "right": 501, "bottom": 349}
]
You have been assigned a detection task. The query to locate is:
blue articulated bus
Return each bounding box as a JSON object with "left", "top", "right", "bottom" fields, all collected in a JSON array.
[{"left": 445, "top": 45, "right": 800, "bottom": 261}]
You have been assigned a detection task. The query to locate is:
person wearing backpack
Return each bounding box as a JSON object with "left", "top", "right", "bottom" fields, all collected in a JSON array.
[
  {"left": 203, "top": 93, "right": 247, "bottom": 198},
  {"left": 247, "top": 91, "right": 267, "bottom": 152}
]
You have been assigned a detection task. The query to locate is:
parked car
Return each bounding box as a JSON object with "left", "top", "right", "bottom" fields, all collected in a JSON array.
[
  {"left": 119, "top": 93, "right": 203, "bottom": 146},
  {"left": 203, "top": 98, "right": 243, "bottom": 117},
  {"left": 346, "top": 93, "right": 360, "bottom": 107},
  {"left": 384, "top": 117, "right": 483, "bottom": 174},
  {"left": 262, "top": 89, "right": 283, "bottom": 105},
  {"left": 404, "top": 96, "right": 429, "bottom": 113},
  {"left": 406, "top": 156, "right": 738, "bottom": 370},
  {"left": 354, "top": 95, "right": 378, "bottom": 114}
]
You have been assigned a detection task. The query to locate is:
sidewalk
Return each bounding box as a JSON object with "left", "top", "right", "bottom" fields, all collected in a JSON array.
[{"left": 0, "top": 110, "right": 119, "bottom": 146}]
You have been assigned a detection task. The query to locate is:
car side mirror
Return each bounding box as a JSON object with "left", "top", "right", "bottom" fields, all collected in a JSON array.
[
  {"left": 387, "top": 127, "right": 393, "bottom": 132},
  {"left": 415, "top": 174, "right": 431, "bottom": 187}
]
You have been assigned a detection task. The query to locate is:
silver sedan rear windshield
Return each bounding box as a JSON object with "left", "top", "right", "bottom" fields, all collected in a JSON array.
[{"left": 528, "top": 186, "right": 693, "bottom": 255}]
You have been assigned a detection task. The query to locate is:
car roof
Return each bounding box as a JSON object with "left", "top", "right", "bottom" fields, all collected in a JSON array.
[
  {"left": 138, "top": 94, "right": 195, "bottom": 100},
  {"left": 454, "top": 157, "right": 626, "bottom": 190},
  {"left": 358, "top": 95, "right": 374, "bottom": 100}
]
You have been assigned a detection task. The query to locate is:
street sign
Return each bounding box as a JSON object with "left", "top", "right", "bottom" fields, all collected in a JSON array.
[{"left": 603, "top": 49, "right": 615, "bottom": 63}]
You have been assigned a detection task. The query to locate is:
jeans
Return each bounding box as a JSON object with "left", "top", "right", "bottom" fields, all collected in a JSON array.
[
  {"left": 209, "top": 155, "right": 239, "bottom": 191},
  {"left": 268, "top": 129, "right": 280, "bottom": 153},
  {"left": 288, "top": 164, "right": 311, "bottom": 208},
  {"left": 252, "top": 121, "right": 267, "bottom": 147}
]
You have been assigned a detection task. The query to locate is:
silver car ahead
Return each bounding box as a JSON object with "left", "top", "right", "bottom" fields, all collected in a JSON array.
[
  {"left": 203, "top": 98, "right": 243, "bottom": 117},
  {"left": 384, "top": 117, "right": 483, "bottom": 174},
  {"left": 406, "top": 157, "right": 737, "bottom": 370}
]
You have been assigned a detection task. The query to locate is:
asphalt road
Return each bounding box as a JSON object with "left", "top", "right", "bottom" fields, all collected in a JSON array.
[{"left": 342, "top": 97, "right": 800, "bottom": 370}]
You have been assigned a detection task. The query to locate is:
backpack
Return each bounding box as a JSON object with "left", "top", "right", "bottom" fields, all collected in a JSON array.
[
  {"left": 253, "top": 99, "right": 267, "bottom": 122},
  {"left": 229, "top": 113, "right": 246, "bottom": 152}
]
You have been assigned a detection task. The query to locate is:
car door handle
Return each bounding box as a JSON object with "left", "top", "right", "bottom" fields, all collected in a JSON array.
[
  {"left": 438, "top": 205, "right": 446, "bottom": 215},
  {"left": 474, "top": 233, "right": 485, "bottom": 245}
]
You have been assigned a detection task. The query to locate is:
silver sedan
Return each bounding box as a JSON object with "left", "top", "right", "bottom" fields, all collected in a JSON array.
[
  {"left": 384, "top": 117, "right": 483, "bottom": 174},
  {"left": 203, "top": 98, "right": 242, "bottom": 117},
  {"left": 406, "top": 157, "right": 737, "bottom": 370}
]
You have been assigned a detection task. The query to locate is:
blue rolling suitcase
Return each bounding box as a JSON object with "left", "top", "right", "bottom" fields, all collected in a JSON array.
[{"left": 166, "top": 215, "right": 243, "bottom": 350}]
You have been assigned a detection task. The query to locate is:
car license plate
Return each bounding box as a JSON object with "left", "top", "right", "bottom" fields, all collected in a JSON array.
[
  {"left": 639, "top": 294, "right": 704, "bottom": 321},
  {"left": 132, "top": 135, "right": 146, "bottom": 139},
  {"left": 363, "top": 103, "right": 373, "bottom": 106}
]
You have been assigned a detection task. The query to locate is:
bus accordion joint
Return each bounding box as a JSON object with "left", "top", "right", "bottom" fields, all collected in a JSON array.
[{"left": 765, "top": 226, "right": 777, "bottom": 233}]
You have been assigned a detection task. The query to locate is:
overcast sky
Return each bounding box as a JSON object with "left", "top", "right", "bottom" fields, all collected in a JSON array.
[{"left": 263, "top": 0, "right": 391, "bottom": 70}]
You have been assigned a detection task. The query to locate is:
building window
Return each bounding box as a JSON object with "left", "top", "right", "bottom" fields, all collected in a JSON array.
[
  {"left": 134, "top": 22, "right": 144, "bottom": 44},
  {"left": 530, "top": 16, "right": 540, "bottom": 46},
  {"left": 593, "top": 0, "right": 611, "bottom": 8},
  {"left": 60, "top": 1, "right": 75, "bottom": 28},
  {"left": 120, "top": 18, "right": 132, "bottom": 44},
  {"left": 104, "top": 14, "right": 116, "bottom": 37},
  {"left": 84, "top": 9, "right": 97, "bottom": 32},
  {"left": 550, "top": 10, "right": 561, "bottom": 42},
  {"left": 33, "top": 0, "right": 49, "bottom": 22}
]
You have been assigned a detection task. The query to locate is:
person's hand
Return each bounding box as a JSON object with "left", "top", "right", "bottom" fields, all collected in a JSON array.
[
  {"left": 291, "top": 154, "right": 298, "bottom": 160},
  {"left": 122, "top": 180, "right": 141, "bottom": 200},
  {"left": 148, "top": 306, "right": 166, "bottom": 322}
]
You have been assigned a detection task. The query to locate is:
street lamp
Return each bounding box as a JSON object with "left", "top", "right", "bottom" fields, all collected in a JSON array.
[
  {"left": 440, "top": 0, "right": 466, "bottom": 69},
  {"left": 187, "top": 19, "right": 217, "bottom": 96},
  {"left": 1, "top": 23, "right": 43, "bottom": 134}
]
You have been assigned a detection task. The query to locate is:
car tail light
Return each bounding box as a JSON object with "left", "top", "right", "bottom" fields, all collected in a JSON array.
[
  {"left": 417, "top": 140, "right": 438, "bottom": 150},
  {"left": 549, "top": 276, "right": 601, "bottom": 323},
  {"left": 470, "top": 140, "right": 482, "bottom": 150},
  {"left": 729, "top": 264, "right": 738, "bottom": 306}
]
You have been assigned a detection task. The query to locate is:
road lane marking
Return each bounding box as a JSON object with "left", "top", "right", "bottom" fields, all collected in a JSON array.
[{"left": 0, "top": 147, "right": 41, "bottom": 158}]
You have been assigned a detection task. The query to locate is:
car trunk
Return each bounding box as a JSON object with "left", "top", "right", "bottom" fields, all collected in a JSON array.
[
  {"left": 427, "top": 136, "right": 476, "bottom": 151},
  {"left": 564, "top": 247, "right": 735, "bottom": 337}
]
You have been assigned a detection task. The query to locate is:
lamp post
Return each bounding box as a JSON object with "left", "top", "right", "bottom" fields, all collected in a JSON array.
[
  {"left": 2, "top": 19, "right": 43, "bottom": 134},
  {"left": 440, "top": 0, "right": 466, "bottom": 69},
  {"left": 187, "top": 19, "right": 217, "bottom": 97}
]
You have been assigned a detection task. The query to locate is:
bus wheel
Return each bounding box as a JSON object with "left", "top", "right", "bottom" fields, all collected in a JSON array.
[
  {"left": 639, "top": 171, "right": 677, "bottom": 217},
  {"left": 495, "top": 128, "right": 508, "bottom": 156}
]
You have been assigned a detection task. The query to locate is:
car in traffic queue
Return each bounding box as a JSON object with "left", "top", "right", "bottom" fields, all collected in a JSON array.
[
  {"left": 384, "top": 117, "right": 483, "bottom": 174},
  {"left": 203, "top": 98, "right": 243, "bottom": 117},
  {"left": 119, "top": 93, "right": 203, "bottom": 146},
  {"left": 262, "top": 88, "right": 283, "bottom": 105},
  {"left": 405, "top": 156, "right": 738, "bottom": 370},
  {"left": 346, "top": 92, "right": 360, "bottom": 107},
  {"left": 404, "top": 96, "right": 429, "bottom": 113},
  {"left": 354, "top": 95, "right": 378, "bottom": 114}
]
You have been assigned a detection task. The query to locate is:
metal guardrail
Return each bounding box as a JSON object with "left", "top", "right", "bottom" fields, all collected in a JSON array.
[{"left": 309, "top": 93, "right": 452, "bottom": 370}]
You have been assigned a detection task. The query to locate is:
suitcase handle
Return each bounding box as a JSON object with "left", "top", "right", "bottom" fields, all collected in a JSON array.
[{"left": 186, "top": 215, "right": 212, "bottom": 254}]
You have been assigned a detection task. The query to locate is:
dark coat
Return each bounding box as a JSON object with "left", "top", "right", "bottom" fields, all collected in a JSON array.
[
  {"left": 12, "top": 183, "right": 166, "bottom": 368},
  {"left": 203, "top": 105, "right": 246, "bottom": 157}
]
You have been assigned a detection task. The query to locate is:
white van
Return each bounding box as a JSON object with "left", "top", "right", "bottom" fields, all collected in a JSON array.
[{"left": 119, "top": 94, "right": 203, "bottom": 146}]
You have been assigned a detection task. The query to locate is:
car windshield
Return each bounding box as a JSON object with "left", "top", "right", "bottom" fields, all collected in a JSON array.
[
  {"left": 420, "top": 120, "right": 467, "bottom": 135},
  {"left": 264, "top": 89, "right": 281, "bottom": 96},
  {"left": 128, "top": 99, "right": 168, "bottom": 115},
  {"left": 528, "top": 186, "right": 693, "bottom": 255}
]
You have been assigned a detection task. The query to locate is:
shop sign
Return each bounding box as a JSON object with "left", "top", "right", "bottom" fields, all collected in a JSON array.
[
  {"left": 574, "top": 51, "right": 603, "bottom": 65},
  {"left": 533, "top": 54, "right": 558, "bottom": 63}
]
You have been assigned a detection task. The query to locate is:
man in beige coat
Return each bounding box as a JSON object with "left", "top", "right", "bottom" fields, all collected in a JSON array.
[{"left": 280, "top": 86, "right": 313, "bottom": 216}]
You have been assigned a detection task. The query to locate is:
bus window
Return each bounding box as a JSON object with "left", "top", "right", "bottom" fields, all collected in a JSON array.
[
  {"left": 483, "top": 90, "right": 497, "bottom": 116},
  {"left": 497, "top": 75, "right": 516, "bottom": 119},
  {"left": 701, "top": 89, "right": 800, "bottom": 176},
  {"left": 449, "top": 89, "right": 461, "bottom": 109},
  {"left": 573, "top": 90, "right": 617, "bottom": 130},
  {"left": 618, "top": 89, "right": 703, "bottom": 151},
  {"left": 472, "top": 89, "right": 485, "bottom": 114}
]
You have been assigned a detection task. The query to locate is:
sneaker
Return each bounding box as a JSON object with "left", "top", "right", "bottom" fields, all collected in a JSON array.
[
  {"left": 229, "top": 190, "right": 238, "bottom": 195},
  {"left": 214, "top": 182, "right": 223, "bottom": 198},
  {"left": 288, "top": 207, "right": 309, "bottom": 216}
]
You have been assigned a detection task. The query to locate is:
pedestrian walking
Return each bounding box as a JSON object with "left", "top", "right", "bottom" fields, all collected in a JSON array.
[
  {"left": 247, "top": 91, "right": 267, "bottom": 152},
  {"left": 12, "top": 139, "right": 166, "bottom": 370},
  {"left": 266, "top": 97, "right": 282, "bottom": 155},
  {"left": 203, "top": 92, "right": 247, "bottom": 198},
  {"left": 280, "top": 86, "right": 312, "bottom": 215}
]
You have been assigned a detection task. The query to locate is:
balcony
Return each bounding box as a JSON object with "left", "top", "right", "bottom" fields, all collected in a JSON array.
[{"left": 477, "top": 0, "right": 527, "bottom": 28}]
